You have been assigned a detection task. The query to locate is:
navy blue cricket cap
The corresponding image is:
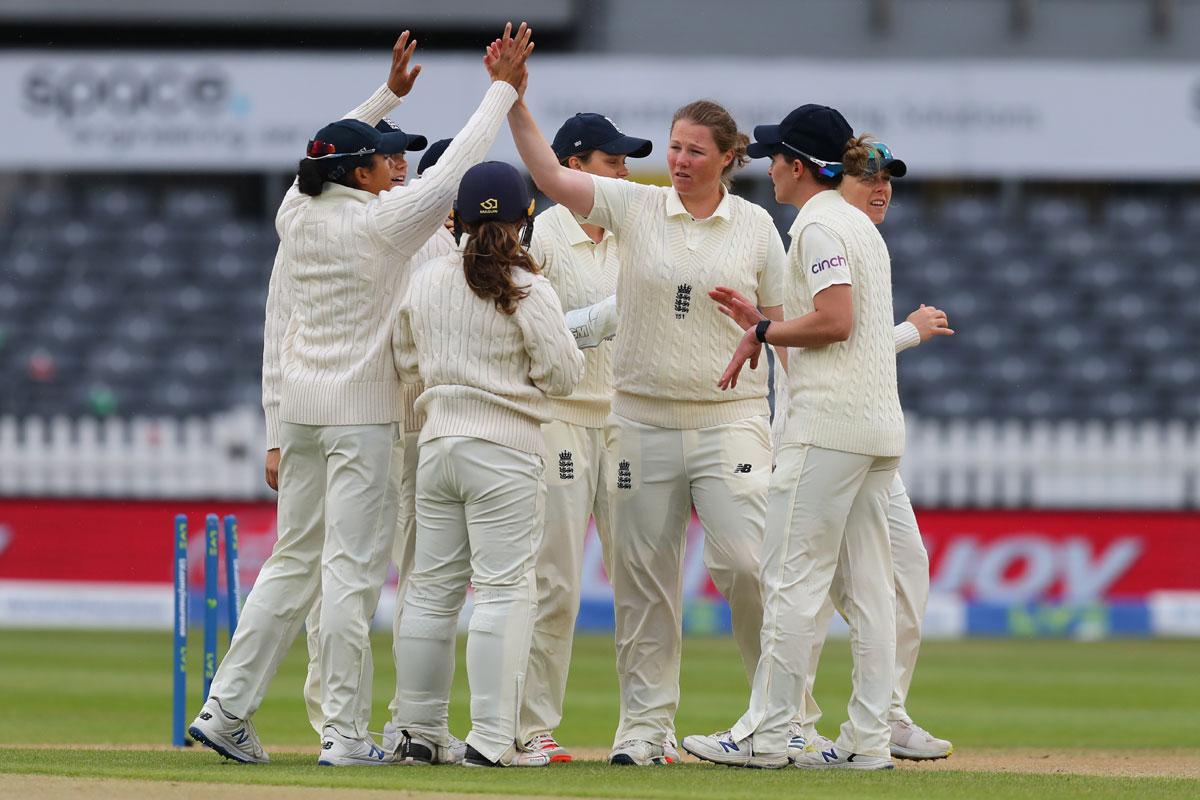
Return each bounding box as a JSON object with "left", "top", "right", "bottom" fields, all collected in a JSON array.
[
  {"left": 748, "top": 104, "right": 853, "bottom": 172},
  {"left": 417, "top": 138, "right": 452, "bottom": 176},
  {"left": 305, "top": 119, "right": 381, "bottom": 160},
  {"left": 551, "top": 113, "right": 652, "bottom": 161},
  {"left": 374, "top": 117, "right": 428, "bottom": 155},
  {"left": 455, "top": 161, "right": 533, "bottom": 225}
]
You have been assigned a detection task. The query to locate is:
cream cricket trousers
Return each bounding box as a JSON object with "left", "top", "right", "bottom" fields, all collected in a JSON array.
[
  {"left": 301, "top": 430, "right": 421, "bottom": 735},
  {"left": 731, "top": 444, "right": 899, "bottom": 758},
  {"left": 797, "top": 473, "right": 930, "bottom": 735},
  {"left": 519, "top": 420, "right": 613, "bottom": 742},
  {"left": 208, "top": 422, "right": 401, "bottom": 738},
  {"left": 607, "top": 413, "right": 771, "bottom": 746},
  {"left": 393, "top": 436, "right": 545, "bottom": 764}
]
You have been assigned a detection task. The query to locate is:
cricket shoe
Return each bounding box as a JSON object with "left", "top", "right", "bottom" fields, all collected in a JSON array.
[
  {"left": 383, "top": 722, "right": 466, "bottom": 765},
  {"left": 317, "top": 726, "right": 389, "bottom": 766},
  {"left": 662, "top": 737, "right": 681, "bottom": 764},
  {"left": 792, "top": 743, "right": 894, "bottom": 770},
  {"left": 786, "top": 722, "right": 810, "bottom": 761},
  {"left": 463, "top": 743, "right": 550, "bottom": 767},
  {"left": 681, "top": 730, "right": 788, "bottom": 769},
  {"left": 889, "top": 719, "right": 954, "bottom": 761},
  {"left": 188, "top": 697, "right": 269, "bottom": 764},
  {"left": 524, "top": 733, "right": 573, "bottom": 763},
  {"left": 610, "top": 739, "right": 668, "bottom": 766}
]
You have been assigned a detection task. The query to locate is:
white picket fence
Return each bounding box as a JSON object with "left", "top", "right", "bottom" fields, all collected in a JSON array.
[{"left": 0, "top": 410, "right": 1197, "bottom": 507}]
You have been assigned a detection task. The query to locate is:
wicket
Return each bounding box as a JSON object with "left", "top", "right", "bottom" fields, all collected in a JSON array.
[{"left": 172, "top": 512, "right": 241, "bottom": 748}]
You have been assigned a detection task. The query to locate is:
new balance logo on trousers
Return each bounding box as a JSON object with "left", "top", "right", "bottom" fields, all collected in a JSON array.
[{"left": 734, "top": 463, "right": 752, "bottom": 474}]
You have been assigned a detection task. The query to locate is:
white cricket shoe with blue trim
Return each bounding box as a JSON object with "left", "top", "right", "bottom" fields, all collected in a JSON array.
[
  {"left": 188, "top": 697, "right": 269, "bottom": 764},
  {"left": 318, "top": 725, "right": 390, "bottom": 766},
  {"left": 681, "top": 730, "right": 788, "bottom": 769},
  {"left": 792, "top": 742, "right": 894, "bottom": 770}
]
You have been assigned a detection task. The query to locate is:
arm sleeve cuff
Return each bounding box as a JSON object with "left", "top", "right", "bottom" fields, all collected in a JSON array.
[
  {"left": 894, "top": 321, "right": 921, "bottom": 354},
  {"left": 343, "top": 84, "right": 404, "bottom": 125},
  {"left": 263, "top": 406, "right": 281, "bottom": 451}
]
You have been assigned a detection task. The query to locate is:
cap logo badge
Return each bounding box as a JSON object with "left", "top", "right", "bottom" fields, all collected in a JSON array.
[
  {"left": 604, "top": 116, "right": 622, "bottom": 133},
  {"left": 479, "top": 198, "right": 499, "bottom": 214},
  {"left": 574, "top": 140, "right": 583, "bottom": 147}
]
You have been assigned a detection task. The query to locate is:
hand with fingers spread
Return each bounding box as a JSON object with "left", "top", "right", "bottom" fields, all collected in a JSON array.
[
  {"left": 484, "top": 21, "right": 534, "bottom": 89},
  {"left": 387, "top": 30, "right": 422, "bottom": 97},
  {"left": 906, "top": 303, "right": 955, "bottom": 342},
  {"left": 709, "top": 285, "right": 766, "bottom": 331},
  {"left": 718, "top": 328, "right": 763, "bottom": 391}
]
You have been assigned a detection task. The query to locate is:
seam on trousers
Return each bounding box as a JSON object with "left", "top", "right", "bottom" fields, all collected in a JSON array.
[{"left": 754, "top": 444, "right": 808, "bottom": 735}]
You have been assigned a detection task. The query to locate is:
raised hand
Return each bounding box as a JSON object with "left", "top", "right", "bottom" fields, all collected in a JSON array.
[
  {"left": 484, "top": 21, "right": 534, "bottom": 88},
  {"left": 710, "top": 285, "right": 766, "bottom": 331},
  {"left": 906, "top": 303, "right": 954, "bottom": 342},
  {"left": 718, "top": 328, "right": 763, "bottom": 390},
  {"left": 387, "top": 30, "right": 422, "bottom": 97}
]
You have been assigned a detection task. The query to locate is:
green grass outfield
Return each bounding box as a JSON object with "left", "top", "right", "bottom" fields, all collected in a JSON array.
[{"left": 1, "top": 630, "right": 1198, "bottom": 799}]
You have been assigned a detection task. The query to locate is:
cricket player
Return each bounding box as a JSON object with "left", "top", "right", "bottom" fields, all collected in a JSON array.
[
  {"left": 189, "top": 23, "right": 533, "bottom": 766},
  {"left": 517, "top": 113, "right": 653, "bottom": 764},
  {"left": 507, "top": 96, "right": 787, "bottom": 766},
  {"left": 793, "top": 137, "right": 954, "bottom": 762},
  {"left": 683, "top": 103, "right": 905, "bottom": 770},
  {"left": 390, "top": 161, "right": 584, "bottom": 768}
]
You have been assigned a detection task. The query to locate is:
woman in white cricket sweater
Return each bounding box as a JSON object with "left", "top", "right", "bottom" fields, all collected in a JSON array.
[
  {"left": 518, "top": 112, "right": 654, "bottom": 765},
  {"left": 391, "top": 161, "right": 584, "bottom": 768},
  {"left": 191, "top": 24, "right": 533, "bottom": 767},
  {"left": 793, "top": 138, "right": 956, "bottom": 763},
  {"left": 507, "top": 98, "right": 787, "bottom": 766},
  {"left": 683, "top": 104, "right": 906, "bottom": 770}
]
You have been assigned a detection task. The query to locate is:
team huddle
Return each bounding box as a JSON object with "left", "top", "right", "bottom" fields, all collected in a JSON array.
[{"left": 187, "top": 22, "right": 955, "bottom": 771}]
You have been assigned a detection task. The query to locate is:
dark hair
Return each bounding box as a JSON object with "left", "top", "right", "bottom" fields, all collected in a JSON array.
[
  {"left": 670, "top": 100, "right": 750, "bottom": 182},
  {"left": 295, "top": 153, "right": 378, "bottom": 197},
  {"left": 462, "top": 220, "right": 540, "bottom": 315},
  {"left": 775, "top": 148, "right": 843, "bottom": 188},
  {"left": 559, "top": 150, "right": 596, "bottom": 168}
]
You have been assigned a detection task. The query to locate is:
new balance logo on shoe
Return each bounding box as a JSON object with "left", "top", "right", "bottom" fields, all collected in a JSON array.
[
  {"left": 718, "top": 740, "right": 740, "bottom": 753},
  {"left": 233, "top": 728, "right": 248, "bottom": 745},
  {"left": 674, "top": 284, "right": 692, "bottom": 319},
  {"left": 821, "top": 748, "right": 837, "bottom": 763},
  {"left": 199, "top": 712, "right": 212, "bottom": 721},
  {"left": 734, "top": 463, "right": 752, "bottom": 474},
  {"left": 617, "top": 460, "right": 632, "bottom": 490},
  {"left": 558, "top": 450, "right": 575, "bottom": 480},
  {"left": 322, "top": 741, "right": 333, "bottom": 750}
]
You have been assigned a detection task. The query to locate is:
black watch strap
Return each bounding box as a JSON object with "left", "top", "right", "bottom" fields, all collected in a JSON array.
[{"left": 754, "top": 319, "right": 772, "bottom": 344}]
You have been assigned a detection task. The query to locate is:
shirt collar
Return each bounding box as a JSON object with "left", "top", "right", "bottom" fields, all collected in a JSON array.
[
  {"left": 566, "top": 208, "right": 612, "bottom": 245},
  {"left": 788, "top": 189, "right": 841, "bottom": 236},
  {"left": 666, "top": 185, "right": 732, "bottom": 222}
]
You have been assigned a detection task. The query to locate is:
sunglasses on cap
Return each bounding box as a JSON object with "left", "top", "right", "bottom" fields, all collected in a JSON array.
[
  {"left": 305, "top": 140, "right": 376, "bottom": 160},
  {"left": 780, "top": 142, "right": 844, "bottom": 179}
]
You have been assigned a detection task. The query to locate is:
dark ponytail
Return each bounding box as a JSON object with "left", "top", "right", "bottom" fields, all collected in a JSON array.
[
  {"left": 462, "top": 220, "right": 540, "bottom": 315},
  {"left": 295, "top": 153, "right": 378, "bottom": 197}
]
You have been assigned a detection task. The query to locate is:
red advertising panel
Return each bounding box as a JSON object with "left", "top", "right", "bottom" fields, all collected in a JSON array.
[{"left": 1, "top": 501, "right": 1198, "bottom": 606}]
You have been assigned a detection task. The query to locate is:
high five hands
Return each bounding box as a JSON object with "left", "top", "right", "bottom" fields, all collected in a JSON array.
[
  {"left": 387, "top": 31, "right": 422, "bottom": 98},
  {"left": 485, "top": 22, "right": 535, "bottom": 95}
]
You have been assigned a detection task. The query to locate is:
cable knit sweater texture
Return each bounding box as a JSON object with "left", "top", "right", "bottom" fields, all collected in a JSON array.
[
  {"left": 783, "top": 190, "right": 906, "bottom": 457},
  {"left": 394, "top": 254, "right": 585, "bottom": 455},
  {"left": 400, "top": 225, "right": 459, "bottom": 434},
  {"left": 260, "top": 80, "right": 517, "bottom": 448},
  {"left": 529, "top": 203, "right": 619, "bottom": 429},
  {"left": 583, "top": 177, "right": 786, "bottom": 429}
]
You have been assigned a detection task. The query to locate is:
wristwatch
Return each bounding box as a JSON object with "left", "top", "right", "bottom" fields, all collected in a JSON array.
[{"left": 754, "top": 319, "right": 772, "bottom": 344}]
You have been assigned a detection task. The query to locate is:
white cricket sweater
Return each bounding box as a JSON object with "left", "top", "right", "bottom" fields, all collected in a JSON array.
[
  {"left": 783, "top": 190, "right": 905, "bottom": 457},
  {"left": 260, "top": 80, "right": 517, "bottom": 447},
  {"left": 529, "top": 204, "right": 619, "bottom": 429},
  {"left": 394, "top": 253, "right": 585, "bottom": 455},
  {"left": 584, "top": 177, "right": 786, "bottom": 429},
  {"left": 399, "top": 225, "right": 459, "bottom": 434}
]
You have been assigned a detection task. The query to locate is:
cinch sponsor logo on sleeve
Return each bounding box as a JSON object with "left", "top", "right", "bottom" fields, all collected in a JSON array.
[{"left": 810, "top": 254, "right": 847, "bottom": 275}]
